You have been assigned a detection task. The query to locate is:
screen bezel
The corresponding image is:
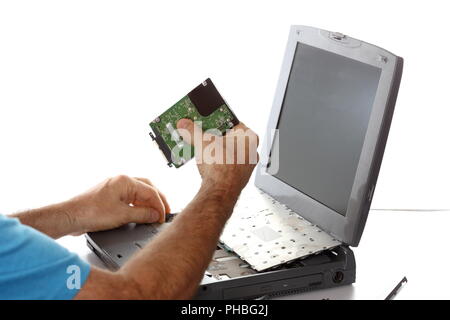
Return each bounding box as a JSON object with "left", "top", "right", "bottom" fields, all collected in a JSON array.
[{"left": 255, "top": 25, "right": 402, "bottom": 246}]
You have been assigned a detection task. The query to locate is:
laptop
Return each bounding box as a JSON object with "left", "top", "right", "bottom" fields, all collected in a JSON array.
[{"left": 86, "top": 25, "right": 403, "bottom": 299}]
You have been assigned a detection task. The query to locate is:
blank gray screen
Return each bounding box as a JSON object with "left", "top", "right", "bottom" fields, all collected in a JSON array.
[{"left": 270, "top": 43, "right": 381, "bottom": 216}]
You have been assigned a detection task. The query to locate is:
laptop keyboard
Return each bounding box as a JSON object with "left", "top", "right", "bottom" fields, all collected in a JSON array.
[{"left": 220, "top": 188, "right": 341, "bottom": 271}]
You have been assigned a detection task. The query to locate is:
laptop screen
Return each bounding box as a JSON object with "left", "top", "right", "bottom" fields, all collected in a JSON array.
[{"left": 269, "top": 43, "right": 381, "bottom": 216}]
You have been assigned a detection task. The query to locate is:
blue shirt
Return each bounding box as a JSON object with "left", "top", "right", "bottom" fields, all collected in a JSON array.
[{"left": 0, "top": 214, "right": 90, "bottom": 299}]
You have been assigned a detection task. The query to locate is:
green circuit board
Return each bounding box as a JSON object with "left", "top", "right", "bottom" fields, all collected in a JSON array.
[{"left": 149, "top": 79, "right": 238, "bottom": 168}]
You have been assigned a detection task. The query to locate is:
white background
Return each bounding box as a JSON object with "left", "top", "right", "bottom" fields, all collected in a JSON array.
[{"left": 1, "top": 0, "right": 449, "bottom": 214}]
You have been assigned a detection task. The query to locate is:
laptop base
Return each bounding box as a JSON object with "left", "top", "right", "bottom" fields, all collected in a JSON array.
[{"left": 86, "top": 224, "right": 355, "bottom": 299}]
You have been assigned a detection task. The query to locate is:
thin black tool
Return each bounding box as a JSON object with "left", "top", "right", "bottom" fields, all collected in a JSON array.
[
  {"left": 165, "top": 213, "right": 178, "bottom": 223},
  {"left": 385, "top": 277, "right": 407, "bottom": 300}
]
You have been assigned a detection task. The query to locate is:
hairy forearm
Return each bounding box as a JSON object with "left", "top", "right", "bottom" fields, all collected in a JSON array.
[
  {"left": 119, "top": 182, "right": 241, "bottom": 299},
  {"left": 10, "top": 201, "right": 77, "bottom": 239}
]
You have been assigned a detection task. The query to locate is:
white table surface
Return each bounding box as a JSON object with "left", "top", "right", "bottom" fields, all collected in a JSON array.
[{"left": 57, "top": 209, "right": 450, "bottom": 300}]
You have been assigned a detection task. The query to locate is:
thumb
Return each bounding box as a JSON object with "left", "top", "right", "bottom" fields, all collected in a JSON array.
[
  {"left": 176, "top": 118, "right": 196, "bottom": 145},
  {"left": 124, "top": 205, "right": 161, "bottom": 224},
  {"left": 177, "top": 118, "right": 215, "bottom": 149}
]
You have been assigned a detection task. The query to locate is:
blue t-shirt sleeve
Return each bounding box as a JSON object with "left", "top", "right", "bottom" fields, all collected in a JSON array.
[{"left": 0, "top": 214, "right": 90, "bottom": 300}]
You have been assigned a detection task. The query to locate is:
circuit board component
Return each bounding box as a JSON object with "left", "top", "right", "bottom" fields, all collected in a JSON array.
[{"left": 149, "top": 78, "right": 239, "bottom": 168}]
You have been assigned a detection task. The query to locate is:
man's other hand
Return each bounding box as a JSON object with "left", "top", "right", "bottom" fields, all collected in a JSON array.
[
  {"left": 67, "top": 175, "right": 170, "bottom": 234},
  {"left": 176, "top": 119, "right": 259, "bottom": 199}
]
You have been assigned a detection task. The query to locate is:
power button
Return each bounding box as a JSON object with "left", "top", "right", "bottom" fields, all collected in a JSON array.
[{"left": 330, "top": 32, "right": 346, "bottom": 41}]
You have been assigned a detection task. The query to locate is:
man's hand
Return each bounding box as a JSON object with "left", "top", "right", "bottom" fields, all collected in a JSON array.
[
  {"left": 11, "top": 175, "right": 170, "bottom": 238},
  {"left": 67, "top": 175, "right": 170, "bottom": 234},
  {"left": 176, "top": 119, "right": 259, "bottom": 201},
  {"left": 76, "top": 120, "right": 259, "bottom": 299}
]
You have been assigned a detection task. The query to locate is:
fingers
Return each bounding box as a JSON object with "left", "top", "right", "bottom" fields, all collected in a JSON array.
[
  {"left": 232, "top": 122, "right": 248, "bottom": 131},
  {"left": 108, "top": 175, "right": 170, "bottom": 224},
  {"left": 133, "top": 177, "right": 171, "bottom": 214},
  {"left": 122, "top": 205, "right": 161, "bottom": 224},
  {"left": 176, "top": 118, "right": 196, "bottom": 145},
  {"left": 126, "top": 178, "right": 167, "bottom": 223},
  {"left": 177, "top": 119, "right": 256, "bottom": 144},
  {"left": 231, "top": 122, "right": 259, "bottom": 147},
  {"left": 176, "top": 119, "right": 259, "bottom": 165},
  {"left": 176, "top": 118, "right": 215, "bottom": 148}
]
